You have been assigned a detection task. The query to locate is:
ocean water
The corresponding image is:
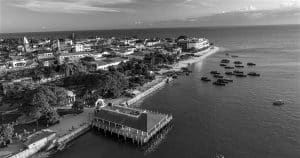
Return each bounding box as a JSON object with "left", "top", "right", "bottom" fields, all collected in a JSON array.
[{"left": 6, "top": 25, "right": 300, "bottom": 158}]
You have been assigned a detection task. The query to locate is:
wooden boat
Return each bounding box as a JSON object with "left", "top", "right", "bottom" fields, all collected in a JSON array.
[
  {"left": 224, "top": 66, "right": 234, "bottom": 69},
  {"left": 248, "top": 72, "right": 260, "bottom": 76},
  {"left": 210, "top": 71, "right": 220, "bottom": 75},
  {"left": 247, "top": 62, "right": 256, "bottom": 66},
  {"left": 220, "top": 59, "right": 230, "bottom": 63}
]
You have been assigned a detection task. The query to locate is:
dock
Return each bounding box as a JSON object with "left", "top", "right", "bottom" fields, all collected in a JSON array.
[{"left": 92, "top": 104, "right": 173, "bottom": 145}]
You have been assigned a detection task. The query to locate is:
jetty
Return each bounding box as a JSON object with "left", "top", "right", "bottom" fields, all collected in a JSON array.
[{"left": 92, "top": 103, "right": 172, "bottom": 145}]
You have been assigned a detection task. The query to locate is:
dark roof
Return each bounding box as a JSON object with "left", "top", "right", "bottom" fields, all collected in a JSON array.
[{"left": 95, "top": 106, "right": 166, "bottom": 132}]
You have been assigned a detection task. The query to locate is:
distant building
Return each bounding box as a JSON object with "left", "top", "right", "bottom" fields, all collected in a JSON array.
[
  {"left": 177, "top": 38, "right": 210, "bottom": 51},
  {"left": 58, "top": 52, "right": 91, "bottom": 64}
]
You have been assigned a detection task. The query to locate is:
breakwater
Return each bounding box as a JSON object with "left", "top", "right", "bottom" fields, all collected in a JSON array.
[{"left": 124, "top": 77, "right": 173, "bottom": 106}]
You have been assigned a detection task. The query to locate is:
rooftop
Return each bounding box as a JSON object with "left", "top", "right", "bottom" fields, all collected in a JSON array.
[{"left": 95, "top": 105, "right": 167, "bottom": 132}]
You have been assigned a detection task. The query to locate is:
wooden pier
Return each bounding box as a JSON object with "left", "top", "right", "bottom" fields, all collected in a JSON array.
[{"left": 91, "top": 105, "right": 173, "bottom": 145}]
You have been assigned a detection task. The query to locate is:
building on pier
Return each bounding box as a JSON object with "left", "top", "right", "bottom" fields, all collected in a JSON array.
[{"left": 92, "top": 102, "right": 172, "bottom": 145}]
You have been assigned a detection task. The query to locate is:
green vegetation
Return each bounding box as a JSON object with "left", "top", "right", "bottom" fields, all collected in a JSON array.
[{"left": 0, "top": 124, "right": 14, "bottom": 148}]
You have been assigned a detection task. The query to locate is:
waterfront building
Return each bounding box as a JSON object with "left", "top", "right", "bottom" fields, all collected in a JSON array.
[
  {"left": 92, "top": 102, "right": 173, "bottom": 144},
  {"left": 177, "top": 38, "right": 210, "bottom": 51}
]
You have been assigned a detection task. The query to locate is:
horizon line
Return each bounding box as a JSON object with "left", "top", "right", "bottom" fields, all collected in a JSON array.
[{"left": 1, "top": 24, "right": 299, "bottom": 36}]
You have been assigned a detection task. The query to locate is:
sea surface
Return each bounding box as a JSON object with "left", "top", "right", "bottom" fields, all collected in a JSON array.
[{"left": 5, "top": 25, "right": 300, "bottom": 158}]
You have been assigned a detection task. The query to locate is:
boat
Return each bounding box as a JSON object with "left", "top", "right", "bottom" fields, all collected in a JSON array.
[
  {"left": 273, "top": 100, "right": 284, "bottom": 106},
  {"left": 231, "top": 55, "right": 239, "bottom": 58},
  {"left": 234, "top": 61, "right": 242, "bottom": 64},
  {"left": 216, "top": 79, "right": 229, "bottom": 84},
  {"left": 210, "top": 71, "right": 220, "bottom": 75},
  {"left": 220, "top": 59, "right": 230, "bottom": 63},
  {"left": 213, "top": 75, "right": 224, "bottom": 78},
  {"left": 224, "top": 66, "right": 234, "bottom": 69},
  {"left": 235, "top": 65, "right": 244, "bottom": 68},
  {"left": 201, "top": 77, "right": 211, "bottom": 82},
  {"left": 225, "top": 72, "right": 234, "bottom": 75},
  {"left": 235, "top": 74, "right": 247, "bottom": 77},
  {"left": 247, "top": 62, "right": 256, "bottom": 66},
  {"left": 248, "top": 72, "right": 260, "bottom": 76},
  {"left": 213, "top": 81, "right": 226, "bottom": 86},
  {"left": 223, "top": 78, "right": 233, "bottom": 82},
  {"left": 220, "top": 64, "right": 227, "bottom": 67},
  {"left": 233, "top": 70, "right": 243, "bottom": 74}
]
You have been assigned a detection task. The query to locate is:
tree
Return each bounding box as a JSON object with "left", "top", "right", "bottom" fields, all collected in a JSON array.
[
  {"left": 72, "top": 99, "right": 84, "bottom": 112},
  {"left": 0, "top": 124, "right": 14, "bottom": 147}
]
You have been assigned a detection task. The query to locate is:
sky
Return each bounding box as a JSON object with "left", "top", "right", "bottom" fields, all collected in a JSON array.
[{"left": 0, "top": 0, "right": 299, "bottom": 33}]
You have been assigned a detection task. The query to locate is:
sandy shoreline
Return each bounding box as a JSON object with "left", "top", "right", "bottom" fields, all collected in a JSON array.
[{"left": 159, "top": 46, "right": 220, "bottom": 74}]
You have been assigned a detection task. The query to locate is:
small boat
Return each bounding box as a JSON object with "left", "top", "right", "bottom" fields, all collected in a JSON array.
[
  {"left": 213, "top": 75, "right": 224, "bottom": 78},
  {"left": 235, "top": 74, "right": 247, "bottom": 77},
  {"left": 235, "top": 65, "right": 244, "bottom": 68},
  {"left": 210, "top": 71, "right": 220, "bottom": 75},
  {"left": 223, "top": 78, "right": 233, "bottom": 82},
  {"left": 234, "top": 61, "right": 242, "bottom": 64},
  {"left": 201, "top": 77, "right": 211, "bottom": 82},
  {"left": 220, "top": 64, "right": 227, "bottom": 67},
  {"left": 213, "top": 81, "right": 226, "bottom": 86},
  {"left": 273, "top": 100, "right": 284, "bottom": 106},
  {"left": 231, "top": 55, "right": 239, "bottom": 58},
  {"left": 220, "top": 59, "right": 230, "bottom": 63},
  {"left": 233, "top": 70, "right": 244, "bottom": 74},
  {"left": 225, "top": 72, "right": 234, "bottom": 75},
  {"left": 247, "top": 62, "right": 256, "bottom": 66},
  {"left": 217, "top": 79, "right": 229, "bottom": 84},
  {"left": 224, "top": 66, "right": 234, "bottom": 69},
  {"left": 248, "top": 72, "right": 260, "bottom": 76}
]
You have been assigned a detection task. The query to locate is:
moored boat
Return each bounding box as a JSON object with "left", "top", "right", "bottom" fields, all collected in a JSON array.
[
  {"left": 235, "top": 74, "right": 247, "bottom": 77},
  {"left": 213, "top": 75, "right": 224, "bottom": 78},
  {"left": 213, "top": 81, "right": 226, "bottom": 86},
  {"left": 223, "top": 78, "right": 233, "bottom": 82},
  {"left": 273, "top": 100, "right": 284, "bottom": 106},
  {"left": 248, "top": 72, "right": 260, "bottom": 76},
  {"left": 220, "top": 59, "right": 230, "bottom": 63},
  {"left": 220, "top": 64, "right": 227, "bottom": 67},
  {"left": 224, "top": 66, "right": 234, "bottom": 69},
  {"left": 201, "top": 77, "right": 211, "bottom": 82},
  {"left": 233, "top": 70, "right": 243, "bottom": 74},
  {"left": 225, "top": 71, "right": 234, "bottom": 75},
  {"left": 235, "top": 65, "right": 244, "bottom": 68},
  {"left": 210, "top": 71, "right": 220, "bottom": 75},
  {"left": 234, "top": 61, "right": 242, "bottom": 64},
  {"left": 247, "top": 62, "right": 256, "bottom": 66}
]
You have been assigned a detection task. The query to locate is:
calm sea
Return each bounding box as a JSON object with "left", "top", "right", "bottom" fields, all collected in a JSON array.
[{"left": 5, "top": 25, "right": 300, "bottom": 158}]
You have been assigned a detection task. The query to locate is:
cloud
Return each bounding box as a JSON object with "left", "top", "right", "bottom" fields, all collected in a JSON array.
[
  {"left": 6, "top": 0, "right": 133, "bottom": 13},
  {"left": 280, "top": 0, "right": 299, "bottom": 8}
]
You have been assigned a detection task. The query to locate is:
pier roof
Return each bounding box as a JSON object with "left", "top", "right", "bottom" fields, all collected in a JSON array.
[{"left": 95, "top": 105, "right": 166, "bottom": 132}]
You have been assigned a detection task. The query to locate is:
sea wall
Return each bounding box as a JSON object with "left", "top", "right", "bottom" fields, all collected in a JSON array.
[
  {"left": 125, "top": 77, "right": 173, "bottom": 106},
  {"left": 8, "top": 133, "right": 56, "bottom": 158},
  {"left": 56, "top": 123, "right": 91, "bottom": 146}
]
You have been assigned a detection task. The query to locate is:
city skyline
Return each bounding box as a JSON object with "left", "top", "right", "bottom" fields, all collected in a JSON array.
[{"left": 1, "top": 0, "right": 300, "bottom": 33}]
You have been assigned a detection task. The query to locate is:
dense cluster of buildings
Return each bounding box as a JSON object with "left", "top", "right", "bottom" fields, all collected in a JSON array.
[{"left": 0, "top": 35, "right": 210, "bottom": 93}]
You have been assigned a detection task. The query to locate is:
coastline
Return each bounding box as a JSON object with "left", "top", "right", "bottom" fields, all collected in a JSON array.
[
  {"left": 6, "top": 46, "right": 220, "bottom": 158},
  {"left": 159, "top": 46, "right": 220, "bottom": 74}
]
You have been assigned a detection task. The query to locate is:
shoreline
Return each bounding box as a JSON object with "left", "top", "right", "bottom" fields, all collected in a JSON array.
[
  {"left": 159, "top": 46, "right": 220, "bottom": 74},
  {"left": 6, "top": 46, "right": 220, "bottom": 158}
]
